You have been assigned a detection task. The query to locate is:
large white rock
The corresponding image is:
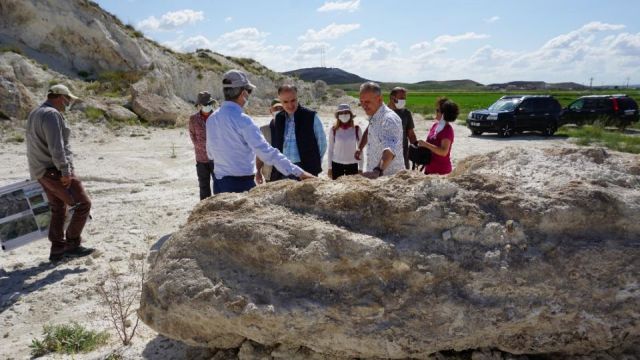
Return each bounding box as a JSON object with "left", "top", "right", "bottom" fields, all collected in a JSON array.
[{"left": 139, "top": 147, "right": 640, "bottom": 359}]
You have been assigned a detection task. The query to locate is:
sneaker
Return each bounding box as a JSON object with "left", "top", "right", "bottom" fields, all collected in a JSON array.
[{"left": 65, "top": 245, "right": 95, "bottom": 258}]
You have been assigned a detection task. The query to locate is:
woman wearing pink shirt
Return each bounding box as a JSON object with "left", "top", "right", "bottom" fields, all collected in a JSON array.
[{"left": 418, "top": 98, "right": 458, "bottom": 175}]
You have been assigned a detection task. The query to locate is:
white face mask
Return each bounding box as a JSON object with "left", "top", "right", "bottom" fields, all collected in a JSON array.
[
  {"left": 395, "top": 99, "right": 406, "bottom": 109},
  {"left": 63, "top": 99, "right": 74, "bottom": 112},
  {"left": 338, "top": 114, "right": 351, "bottom": 123},
  {"left": 201, "top": 105, "right": 213, "bottom": 113},
  {"left": 242, "top": 92, "right": 249, "bottom": 108}
]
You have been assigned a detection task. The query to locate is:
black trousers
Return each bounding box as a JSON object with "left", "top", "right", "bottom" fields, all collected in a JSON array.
[
  {"left": 331, "top": 162, "right": 359, "bottom": 180},
  {"left": 196, "top": 161, "right": 214, "bottom": 200}
]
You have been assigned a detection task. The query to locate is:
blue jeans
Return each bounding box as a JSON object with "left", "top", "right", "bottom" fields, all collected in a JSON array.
[{"left": 213, "top": 176, "right": 256, "bottom": 194}]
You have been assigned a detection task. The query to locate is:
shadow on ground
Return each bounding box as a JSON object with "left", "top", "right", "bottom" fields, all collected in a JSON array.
[{"left": 0, "top": 262, "right": 87, "bottom": 313}]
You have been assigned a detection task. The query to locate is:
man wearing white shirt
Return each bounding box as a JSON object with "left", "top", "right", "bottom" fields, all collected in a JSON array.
[
  {"left": 358, "top": 82, "right": 405, "bottom": 178},
  {"left": 206, "top": 70, "right": 314, "bottom": 194}
]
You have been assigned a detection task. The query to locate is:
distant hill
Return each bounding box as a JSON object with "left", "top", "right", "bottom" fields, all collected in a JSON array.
[
  {"left": 284, "top": 67, "right": 593, "bottom": 92},
  {"left": 487, "top": 81, "right": 588, "bottom": 91},
  {"left": 283, "top": 67, "right": 369, "bottom": 85}
]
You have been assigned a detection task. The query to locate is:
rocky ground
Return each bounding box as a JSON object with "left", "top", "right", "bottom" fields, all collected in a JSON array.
[{"left": 0, "top": 111, "right": 585, "bottom": 360}]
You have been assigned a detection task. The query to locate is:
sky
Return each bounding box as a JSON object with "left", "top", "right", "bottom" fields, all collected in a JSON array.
[{"left": 94, "top": 0, "right": 640, "bottom": 86}]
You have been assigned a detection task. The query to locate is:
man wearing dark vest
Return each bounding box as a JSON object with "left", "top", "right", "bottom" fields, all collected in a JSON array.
[{"left": 270, "top": 84, "right": 327, "bottom": 181}]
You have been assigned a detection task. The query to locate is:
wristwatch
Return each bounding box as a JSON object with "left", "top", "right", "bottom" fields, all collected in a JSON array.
[{"left": 373, "top": 166, "right": 384, "bottom": 176}]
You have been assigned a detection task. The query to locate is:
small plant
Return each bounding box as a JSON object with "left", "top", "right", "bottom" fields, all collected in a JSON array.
[
  {"left": 170, "top": 143, "right": 177, "bottom": 158},
  {"left": 96, "top": 259, "right": 145, "bottom": 346},
  {"left": 29, "top": 322, "right": 109, "bottom": 357},
  {"left": 7, "top": 132, "right": 24, "bottom": 143}
]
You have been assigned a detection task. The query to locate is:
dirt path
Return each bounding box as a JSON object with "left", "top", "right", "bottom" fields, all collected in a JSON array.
[{"left": 0, "top": 112, "right": 572, "bottom": 359}]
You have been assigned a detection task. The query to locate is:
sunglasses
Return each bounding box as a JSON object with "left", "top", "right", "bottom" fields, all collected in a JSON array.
[{"left": 245, "top": 88, "right": 253, "bottom": 94}]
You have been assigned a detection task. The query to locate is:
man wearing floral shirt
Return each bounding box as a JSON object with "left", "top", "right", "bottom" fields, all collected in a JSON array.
[
  {"left": 189, "top": 91, "right": 217, "bottom": 199},
  {"left": 358, "top": 82, "right": 404, "bottom": 178}
]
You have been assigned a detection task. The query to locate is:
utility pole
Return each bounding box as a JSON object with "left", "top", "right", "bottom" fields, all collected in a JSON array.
[
  {"left": 626, "top": 77, "right": 630, "bottom": 89},
  {"left": 589, "top": 77, "right": 593, "bottom": 90},
  {"left": 320, "top": 46, "right": 326, "bottom": 68}
]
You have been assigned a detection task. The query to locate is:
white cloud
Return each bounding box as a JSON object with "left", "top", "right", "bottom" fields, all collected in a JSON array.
[
  {"left": 297, "top": 42, "right": 331, "bottom": 55},
  {"left": 317, "top": 0, "right": 360, "bottom": 12},
  {"left": 484, "top": 16, "right": 500, "bottom": 23},
  {"left": 225, "top": 17, "right": 233, "bottom": 22},
  {"left": 161, "top": 21, "right": 640, "bottom": 84},
  {"left": 338, "top": 38, "right": 398, "bottom": 63},
  {"left": 409, "top": 41, "right": 431, "bottom": 51},
  {"left": 163, "top": 35, "right": 212, "bottom": 52},
  {"left": 137, "top": 9, "right": 204, "bottom": 32},
  {"left": 580, "top": 21, "right": 625, "bottom": 32},
  {"left": 434, "top": 32, "right": 490, "bottom": 45},
  {"left": 298, "top": 23, "right": 360, "bottom": 41},
  {"left": 217, "top": 28, "right": 269, "bottom": 42}
]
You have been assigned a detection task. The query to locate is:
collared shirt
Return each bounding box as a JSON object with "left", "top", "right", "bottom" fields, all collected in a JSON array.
[
  {"left": 365, "top": 104, "right": 405, "bottom": 175},
  {"left": 188, "top": 111, "right": 211, "bottom": 163},
  {"left": 206, "top": 101, "right": 303, "bottom": 180},
  {"left": 26, "top": 102, "right": 74, "bottom": 179},
  {"left": 282, "top": 111, "right": 327, "bottom": 163}
]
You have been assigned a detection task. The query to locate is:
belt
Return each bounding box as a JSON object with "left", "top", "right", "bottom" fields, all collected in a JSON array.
[{"left": 222, "top": 175, "right": 254, "bottom": 181}]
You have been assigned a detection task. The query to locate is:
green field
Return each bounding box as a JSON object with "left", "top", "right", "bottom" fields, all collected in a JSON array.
[{"left": 346, "top": 90, "right": 640, "bottom": 119}]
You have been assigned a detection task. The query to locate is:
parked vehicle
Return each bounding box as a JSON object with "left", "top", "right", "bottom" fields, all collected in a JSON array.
[
  {"left": 466, "top": 95, "right": 562, "bottom": 137},
  {"left": 560, "top": 94, "right": 639, "bottom": 128}
]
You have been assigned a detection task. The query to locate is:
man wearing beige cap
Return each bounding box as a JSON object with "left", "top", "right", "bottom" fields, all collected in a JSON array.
[
  {"left": 206, "top": 70, "right": 314, "bottom": 194},
  {"left": 25, "top": 84, "right": 93, "bottom": 262},
  {"left": 189, "top": 91, "right": 218, "bottom": 199}
]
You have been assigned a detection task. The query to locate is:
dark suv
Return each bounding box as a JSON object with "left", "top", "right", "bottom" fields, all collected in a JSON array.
[
  {"left": 560, "top": 95, "right": 639, "bottom": 128},
  {"left": 466, "top": 95, "right": 562, "bottom": 137}
]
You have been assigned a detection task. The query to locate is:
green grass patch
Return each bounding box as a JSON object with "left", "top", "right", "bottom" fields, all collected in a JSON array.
[
  {"left": 226, "top": 55, "right": 281, "bottom": 81},
  {"left": 30, "top": 322, "right": 109, "bottom": 357},
  {"left": 557, "top": 125, "right": 640, "bottom": 154},
  {"left": 176, "top": 50, "right": 230, "bottom": 74},
  {"left": 84, "top": 106, "right": 105, "bottom": 122},
  {"left": 0, "top": 44, "right": 23, "bottom": 55},
  {"left": 628, "top": 122, "right": 640, "bottom": 130},
  {"left": 85, "top": 70, "right": 145, "bottom": 97}
]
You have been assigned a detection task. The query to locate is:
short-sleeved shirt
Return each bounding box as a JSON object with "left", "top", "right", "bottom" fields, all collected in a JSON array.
[
  {"left": 365, "top": 105, "right": 405, "bottom": 175},
  {"left": 424, "top": 121, "right": 454, "bottom": 175}
]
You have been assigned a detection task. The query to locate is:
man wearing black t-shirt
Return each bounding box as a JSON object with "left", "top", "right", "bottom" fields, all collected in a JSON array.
[{"left": 388, "top": 87, "right": 417, "bottom": 169}]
